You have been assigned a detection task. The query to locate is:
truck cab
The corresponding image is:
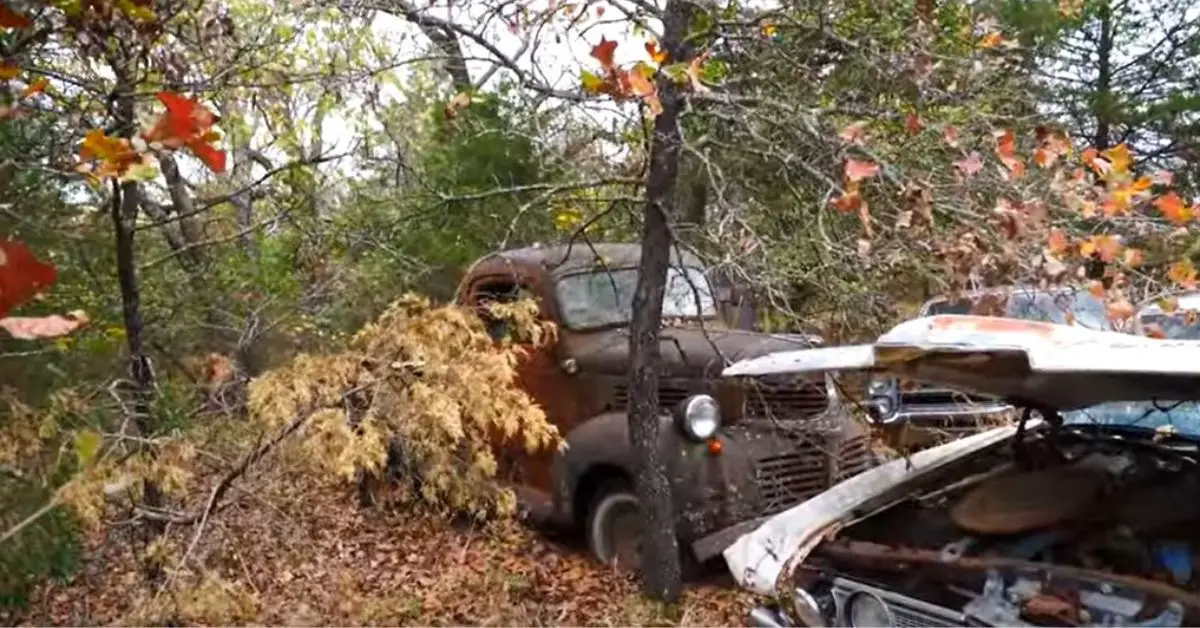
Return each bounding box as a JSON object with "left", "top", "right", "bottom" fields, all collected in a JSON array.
[{"left": 454, "top": 242, "right": 871, "bottom": 569}]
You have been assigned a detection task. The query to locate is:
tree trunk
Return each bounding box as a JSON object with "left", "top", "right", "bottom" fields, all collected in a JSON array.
[
  {"left": 111, "top": 76, "right": 166, "bottom": 587},
  {"left": 1093, "top": 1, "right": 1114, "bottom": 150},
  {"left": 627, "top": 0, "right": 698, "bottom": 603}
]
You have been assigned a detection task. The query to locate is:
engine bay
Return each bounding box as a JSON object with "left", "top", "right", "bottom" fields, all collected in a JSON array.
[{"left": 810, "top": 426, "right": 1200, "bottom": 626}]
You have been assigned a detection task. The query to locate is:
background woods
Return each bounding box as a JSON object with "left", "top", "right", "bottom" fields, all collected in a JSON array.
[{"left": 0, "top": 0, "right": 1198, "bottom": 623}]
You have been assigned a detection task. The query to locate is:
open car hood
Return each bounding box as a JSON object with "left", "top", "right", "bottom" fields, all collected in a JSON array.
[
  {"left": 725, "top": 314, "right": 1200, "bottom": 410},
  {"left": 720, "top": 315, "right": 1200, "bottom": 595}
]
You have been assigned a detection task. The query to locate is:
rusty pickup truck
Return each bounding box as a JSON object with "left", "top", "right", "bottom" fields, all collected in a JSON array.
[{"left": 454, "top": 242, "right": 871, "bottom": 569}]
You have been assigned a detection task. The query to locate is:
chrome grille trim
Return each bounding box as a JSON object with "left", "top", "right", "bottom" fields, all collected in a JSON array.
[{"left": 831, "top": 577, "right": 964, "bottom": 628}]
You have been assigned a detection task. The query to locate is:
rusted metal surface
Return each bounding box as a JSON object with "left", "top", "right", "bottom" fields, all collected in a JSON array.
[
  {"left": 949, "top": 467, "right": 1107, "bottom": 535},
  {"left": 816, "top": 539, "right": 1200, "bottom": 611},
  {"left": 454, "top": 243, "right": 868, "bottom": 553}
]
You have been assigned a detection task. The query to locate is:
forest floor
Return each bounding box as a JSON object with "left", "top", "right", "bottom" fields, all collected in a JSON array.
[{"left": 13, "top": 470, "right": 755, "bottom": 626}]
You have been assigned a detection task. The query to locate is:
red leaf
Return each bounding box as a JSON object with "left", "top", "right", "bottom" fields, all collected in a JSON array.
[
  {"left": 188, "top": 140, "right": 227, "bottom": 174},
  {"left": 590, "top": 37, "right": 618, "bottom": 69},
  {"left": 143, "top": 92, "right": 219, "bottom": 149},
  {"left": 904, "top": 113, "right": 923, "bottom": 134},
  {"left": 0, "top": 312, "right": 87, "bottom": 340},
  {"left": 0, "top": 240, "right": 56, "bottom": 317},
  {"left": 0, "top": 2, "right": 31, "bottom": 29},
  {"left": 845, "top": 158, "right": 879, "bottom": 182}
]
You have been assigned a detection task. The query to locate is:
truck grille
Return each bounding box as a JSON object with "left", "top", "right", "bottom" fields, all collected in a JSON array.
[
  {"left": 756, "top": 435, "right": 872, "bottom": 516},
  {"left": 744, "top": 376, "right": 829, "bottom": 420},
  {"left": 610, "top": 377, "right": 830, "bottom": 420}
]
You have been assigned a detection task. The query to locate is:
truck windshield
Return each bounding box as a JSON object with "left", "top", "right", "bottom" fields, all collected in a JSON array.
[
  {"left": 925, "top": 290, "right": 1112, "bottom": 330},
  {"left": 555, "top": 266, "right": 718, "bottom": 329}
]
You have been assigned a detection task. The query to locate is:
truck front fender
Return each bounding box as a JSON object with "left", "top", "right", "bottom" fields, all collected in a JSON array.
[{"left": 551, "top": 411, "right": 681, "bottom": 523}]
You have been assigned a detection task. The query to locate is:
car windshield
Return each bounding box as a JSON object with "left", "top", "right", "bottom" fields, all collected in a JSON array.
[
  {"left": 1062, "top": 401, "right": 1200, "bottom": 439},
  {"left": 1138, "top": 312, "right": 1200, "bottom": 339},
  {"left": 925, "top": 290, "right": 1112, "bottom": 330},
  {"left": 555, "top": 266, "right": 718, "bottom": 329}
]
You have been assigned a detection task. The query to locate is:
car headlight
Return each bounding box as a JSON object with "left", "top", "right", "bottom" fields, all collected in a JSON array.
[
  {"left": 867, "top": 376, "right": 896, "bottom": 396},
  {"left": 847, "top": 592, "right": 894, "bottom": 627},
  {"left": 676, "top": 394, "right": 720, "bottom": 441}
]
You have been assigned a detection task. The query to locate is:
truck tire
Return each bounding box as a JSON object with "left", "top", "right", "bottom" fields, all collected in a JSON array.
[{"left": 586, "top": 483, "right": 644, "bottom": 571}]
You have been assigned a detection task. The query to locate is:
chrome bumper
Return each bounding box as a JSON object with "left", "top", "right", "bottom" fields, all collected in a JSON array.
[{"left": 750, "top": 578, "right": 965, "bottom": 628}]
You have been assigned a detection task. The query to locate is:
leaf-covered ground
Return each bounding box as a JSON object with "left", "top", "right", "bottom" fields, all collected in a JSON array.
[{"left": 12, "top": 472, "right": 754, "bottom": 626}]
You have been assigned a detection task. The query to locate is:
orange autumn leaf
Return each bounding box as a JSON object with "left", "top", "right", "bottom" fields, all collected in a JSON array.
[
  {"left": 0, "top": 2, "right": 31, "bottom": 29},
  {"left": 644, "top": 41, "right": 666, "bottom": 64},
  {"left": 685, "top": 52, "right": 710, "bottom": 94},
  {"left": 1101, "top": 144, "right": 1132, "bottom": 175},
  {"left": 19, "top": 76, "right": 47, "bottom": 99},
  {"left": 1079, "top": 234, "right": 1121, "bottom": 262},
  {"left": 0, "top": 62, "right": 17, "bottom": 79},
  {"left": 1123, "top": 248, "right": 1144, "bottom": 267},
  {"left": 1088, "top": 280, "right": 1105, "bottom": 298},
  {"left": 845, "top": 158, "right": 879, "bottom": 182},
  {"left": 994, "top": 128, "right": 1016, "bottom": 157},
  {"left": 626, "top": 67, "right": 662, "bottom": 116},
  {"left": 978, "top": 32, "right": 1004, "bottom": 48},
  {"left": 1168, "top": 259, "right": 1199, "bottom": 289},
  {"left": 590, "top": 37, "right": 618, "bottom": 69},
  {"left": 78, "top": 129, "right": 142, "bottom": 178},
  {"left": 1154, "top": 191, "right": 1193, "bottom": 225},
  {"left": 1046, "top": 228, "right": 1068, "bottom": 256}
]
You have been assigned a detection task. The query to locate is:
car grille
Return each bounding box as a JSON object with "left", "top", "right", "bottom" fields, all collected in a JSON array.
[
  {"left": 831, "top": 578, "right": 965, "bottom": 628},
  {"left": 744, "top": 375, "right": 829, "bottom": 420},
  {"left": 756, "top": 435, "right": 872, "bottom": 516}
]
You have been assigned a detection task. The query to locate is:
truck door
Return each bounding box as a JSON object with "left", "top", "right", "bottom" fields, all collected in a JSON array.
[{"left": 465, "top": 275, "right": 575, "bottom": 499}]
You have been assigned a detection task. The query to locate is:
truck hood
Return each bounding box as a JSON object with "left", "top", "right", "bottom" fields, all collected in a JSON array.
[
  {"left": 566, "top": 326, "right": 824, "bottom": 377},
  {"left": 720, "top": 314, "right": 1200, "bottom": 595}
]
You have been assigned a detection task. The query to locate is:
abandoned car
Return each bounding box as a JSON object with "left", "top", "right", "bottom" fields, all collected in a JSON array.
[
  {"left": 1135, "top": 291, "right": 1200, "bottom": 339},
  {"left": 454, "top": 243, "right": 872, "bottom": 569},
  {"left": 721, "top": 313, "right": 1200, "bottom": 627},
  {"left": 864, "top": 286, "right": 1112, "bottom": 442}
]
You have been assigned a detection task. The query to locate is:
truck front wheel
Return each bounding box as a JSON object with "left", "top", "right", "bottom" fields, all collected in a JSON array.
[{"left": 586, "top": 484, "right": 644, "bottom": 571}]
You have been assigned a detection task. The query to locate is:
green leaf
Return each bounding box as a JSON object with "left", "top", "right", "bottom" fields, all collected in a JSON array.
[
  {"left": 579, "top": 69, "right": 605, "bottom": 94},
  {"left": 72, "top": 430, "right": 102, "bottom": 467}
]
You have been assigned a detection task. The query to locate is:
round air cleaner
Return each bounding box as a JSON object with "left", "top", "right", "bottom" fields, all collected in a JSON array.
[{"left": 951, "top": 467, "right": 1106, "bottom": 535}]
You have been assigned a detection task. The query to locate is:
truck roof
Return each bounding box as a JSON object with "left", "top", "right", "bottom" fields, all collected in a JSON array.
[{"left": 471, "top": 242, "right": 706, "bottom": 279}]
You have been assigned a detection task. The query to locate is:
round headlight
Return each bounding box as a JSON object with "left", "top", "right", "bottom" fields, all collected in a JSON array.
[
  {"left": 867, "top": 376, "right": 896, "bottom": 396},
  {"left": 847, "top": 592, "right": 894, "bottom": 627},
  {"left": 677, "top": 394, "right": 720, "bottom": 441}
]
